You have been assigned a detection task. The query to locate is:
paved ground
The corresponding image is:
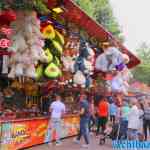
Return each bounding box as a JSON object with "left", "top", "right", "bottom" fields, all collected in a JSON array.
[{"left": 26, "top": 135, "right": 113, "bottom": 150}]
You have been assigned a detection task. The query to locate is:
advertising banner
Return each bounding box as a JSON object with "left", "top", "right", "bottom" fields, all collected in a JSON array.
[{"left": 0, "top": 116, "right": 79, "bottom": 150}]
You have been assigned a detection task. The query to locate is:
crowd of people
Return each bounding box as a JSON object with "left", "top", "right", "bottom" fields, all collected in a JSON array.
[{"left": 49, "top": 93, "right": 150, "bottom": 148}]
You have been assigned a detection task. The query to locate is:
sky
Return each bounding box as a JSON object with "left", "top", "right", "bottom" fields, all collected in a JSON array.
[{"left": 110, "top": 0, "right": 150, "bottom": 51}]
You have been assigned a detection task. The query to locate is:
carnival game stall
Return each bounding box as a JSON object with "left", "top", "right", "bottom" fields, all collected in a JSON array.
[{"left": 0, "top": 0, "right": 140, "bottom": 150}]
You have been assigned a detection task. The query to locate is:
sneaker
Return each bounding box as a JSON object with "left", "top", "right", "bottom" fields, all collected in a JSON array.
[
  {"left": 48, "top": 142, "right": 52, "bottom": 146},
  {"left": 73, "top": 138, "right": 80, "bottom": 144},
  {"left": 81, "top": 144, "right": 89, "bottom": 148},
  {"left": 55, "top": 141, "right": 62, "bottom": 146}
]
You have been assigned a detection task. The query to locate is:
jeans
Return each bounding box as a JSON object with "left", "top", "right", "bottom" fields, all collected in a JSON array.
[
  {"left": 127, "top": 129, "right": 138, "bottom": 140},
  {"left": 143, "top": 119, "right": 150, "bottom": 140},
  {"left": 77, "top": 117, "right": 90, "bottom": 144},
  {"left": 51, "top": 118, "right": 62, "bottom": 142},
  {"left": 119, "top": 119, "right": 128, "bottom": 139},
  {"left": 88, "top": 116, "right": 95, "bottom": 132},
  {"left": 110, "top": 115, "right": 116, "bottom": 124}
]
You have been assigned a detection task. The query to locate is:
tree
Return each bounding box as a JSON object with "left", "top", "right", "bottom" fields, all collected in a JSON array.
[
  {"left": 132, "top": 43, "right": 150, "bottom": 85},
  {"left": 74, "top": 0, "right": 124, "bottom": 41}
]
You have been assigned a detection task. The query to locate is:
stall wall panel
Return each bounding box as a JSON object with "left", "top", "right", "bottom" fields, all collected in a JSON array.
[{"left": 0, "top": 116, "right": 79, "bottom": 150}]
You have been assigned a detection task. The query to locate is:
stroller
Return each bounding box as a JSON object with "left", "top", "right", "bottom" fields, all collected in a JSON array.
[{"left": 99, "top": 120, "right": 128, "bottom": 145}]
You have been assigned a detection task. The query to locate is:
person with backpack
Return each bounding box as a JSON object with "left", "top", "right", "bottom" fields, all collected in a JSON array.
[{"left": 74, "top": 93, "right": 90, "bottom": 148}]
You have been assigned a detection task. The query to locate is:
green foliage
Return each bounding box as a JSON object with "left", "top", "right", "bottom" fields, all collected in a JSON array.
[
  {"left": 74, "top": 0, "right": 124, "bottom": 41},
  {"left": 132, "top": 43, "right": 150, "bottom": 85},
  {"left": 75, "top": 0, "right": 96, "bottom": 19},
  {"left": 0, "top": 0, "right": 49, "bottom": 14}
]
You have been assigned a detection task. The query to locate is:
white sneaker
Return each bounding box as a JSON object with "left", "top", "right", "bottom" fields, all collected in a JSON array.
[
  {"left": 73, "top": 138, "right": 80, "bottom": 144},
  {"left": 81, "top": 144, "right": 89, "bottom": 148}
]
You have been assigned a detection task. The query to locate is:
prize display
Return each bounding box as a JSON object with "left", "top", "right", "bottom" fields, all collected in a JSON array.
[{"left": 0, "top": 0, "right": 137, "bottom": 118}]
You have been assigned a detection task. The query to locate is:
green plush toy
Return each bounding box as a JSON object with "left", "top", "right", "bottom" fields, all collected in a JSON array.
[
  {"left": 44, "top": 48, "right": 53, "bottom": 63},
  {"left": 52, "top": 40, "right": 63, "bottom": 54},
  {"left": 54, "top": 30, "right": 65, "bottom": 45},
  {"left": 44, "top": 62, "right": 61, "bottom": 78},
  {"left": 36, "top": 64, "right": 43, "bottom": 80}
]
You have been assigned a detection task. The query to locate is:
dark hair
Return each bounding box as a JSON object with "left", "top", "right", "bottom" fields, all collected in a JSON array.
[{"left": 139, "top": 103, "right": 144, "bottom": 111}]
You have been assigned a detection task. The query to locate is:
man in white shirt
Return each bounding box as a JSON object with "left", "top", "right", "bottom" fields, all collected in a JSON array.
[
  {"left": 127, "top": 98, "right": 140, "bottom": 140},
  {"left": 49, "top": 95, "right": 65, "bottom": 145}
]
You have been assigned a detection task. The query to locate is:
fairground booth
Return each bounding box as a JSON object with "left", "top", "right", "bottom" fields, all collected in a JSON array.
[{"left": 0, "top": 0, "right": 140, "bottom": 149}]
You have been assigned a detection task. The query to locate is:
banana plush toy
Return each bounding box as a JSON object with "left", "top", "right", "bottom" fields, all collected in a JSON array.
[{"left": 37, "top": 23, "right": 65, "bottom": 79}]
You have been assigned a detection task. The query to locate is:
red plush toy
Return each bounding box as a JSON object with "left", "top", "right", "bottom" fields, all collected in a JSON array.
[{"left": 0, "top": 10, "right": 16, "bottom": 25}]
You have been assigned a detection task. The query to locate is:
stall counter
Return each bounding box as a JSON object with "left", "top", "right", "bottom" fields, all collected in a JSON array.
[{"left": 0, "top": 114, "right": 80, "bottom": 150}]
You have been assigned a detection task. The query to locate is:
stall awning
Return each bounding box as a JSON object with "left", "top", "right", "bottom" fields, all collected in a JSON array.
[{"left": 63, "top": 0, "right": 140, "bottom": 68}]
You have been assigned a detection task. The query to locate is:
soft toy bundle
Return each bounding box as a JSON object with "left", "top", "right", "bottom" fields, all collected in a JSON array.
[
  {"left": 8, "top": 11, "right": 48, "bottom": 78},
  {"left": 61, "top": 23, "right": 80, "bottom": 73},
  {"left": 95, "top": 42, "right": 132, "bottom": 94},
  {"left": 95, "top": 45, "right": 124, "bottom": 72},
  {"left": 73, "top": 40, "right": 95, "bottom": 88},
  {"left": 0, "top": 10, "right": 16, "bottom": 75},
  {"left": 39, "top": 22, "right": 65, "bottom": 79}
]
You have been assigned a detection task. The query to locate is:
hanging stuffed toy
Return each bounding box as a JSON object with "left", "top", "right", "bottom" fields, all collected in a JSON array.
[
  {"left": 61, "top": 56, "right": 75, "bottom": 72},
  {"left": 95, "top": 42, "right": 124, "bottom": 72},
  {"left": 73, "top": 70, "right": 86, "bottom": 88},
  {"left": 73, "top": 40, "right": 95, "bottom": 88},
  {"left": 8, "top": 11, "right": 48, "bottom": 78},
  {"left": 0, "top": 10, "right": 15, "bottom": 75}
]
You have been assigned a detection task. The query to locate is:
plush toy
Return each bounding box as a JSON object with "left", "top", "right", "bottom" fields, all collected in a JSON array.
[
  {"left": 106, "top": 63, "right": 132, "bottom": 95},
  {"left": 73, "top": 41, "right": 95, "bottom": 88},
  {"left": 73, "top": 70, "right": 86, "bottom": 88},
  {"left": 95, "top": 45, "right": 124, "bottom": 72},
  {"left": 8, "top": 11, "right": 48, "bottom": 78},
  {"left": 98, "top": 44, "right": 132, "bottom": 95},
  {"left": 61, "top": 56, "right": 75, "bottom": 72},
  {"left": 0, "top": 11, "right": 15, "bottom": 75},
  {"left": 106, "top": 72, "right": 129, "bottom": 95}
]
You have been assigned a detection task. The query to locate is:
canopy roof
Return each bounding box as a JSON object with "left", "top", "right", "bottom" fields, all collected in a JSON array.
[{"left": 62, "top": 0, "right": 140, "bottom": 68}]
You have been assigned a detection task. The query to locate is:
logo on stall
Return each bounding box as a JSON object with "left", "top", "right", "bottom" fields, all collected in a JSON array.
[{"left": 11, "top": 124, "right": 30, "bottom": 144}]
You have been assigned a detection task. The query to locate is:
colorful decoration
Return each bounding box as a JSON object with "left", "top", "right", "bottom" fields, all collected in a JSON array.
[
  {"left": 0, "top": 10, "right": 16, "bottom": 25},
  {"left": 42, "top": 25, "right": 55, "bottom": 39},
  {"left": 1, "top": 27, "right": 13, "bottom": 36},
  {"left": 0, "top": 39, "right": 11, "bottom": 48}
]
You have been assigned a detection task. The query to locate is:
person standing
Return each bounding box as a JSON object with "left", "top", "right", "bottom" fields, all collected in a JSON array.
[
  {"left": 109, "top": 101, "right": 118, "bottom": 124},
  {"left": 138, "top": 103, "right": 144, "bottom": 140},
  {"left": 127, "top": 99, "right": 140, "bottom": 140},
  {"left": 143, "top": 102, "right": 150, "bottom": 141},
  {"left": 120, "top": 101, "right": 131, "bottom": 139},
  {"left": 49, "top": 94, "right": 65, "bottom": 145},
  {"left": 96, "top": 97, "right": 109, "bottom": 136},
  {"left": 0, "top": 92, "right": 4, "bottom": 116},
  {"left": 75, "top": 94, "right": 90, "bottom": 148},
  {"left": 88, "top": 97, "right": 96, "bottom": 133}
]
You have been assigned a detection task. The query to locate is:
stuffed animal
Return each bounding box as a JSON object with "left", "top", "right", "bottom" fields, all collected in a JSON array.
[
  {"left": 73, "top": 70, "right": 86, "bottom": 88},
  {"left": 8, "top": 11, "right": 48, "bottom": 78},
  {"left": 73, "top": 41, "right": 95, "bottom": 87},
  {"left": 95, "top": 45, "right": 124, "bottom": 72}
]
